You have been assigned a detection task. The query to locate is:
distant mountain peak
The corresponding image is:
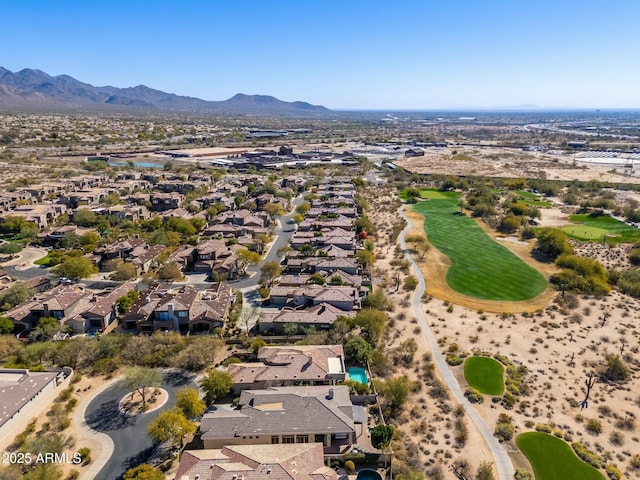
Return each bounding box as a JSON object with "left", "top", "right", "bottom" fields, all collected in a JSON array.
[{"left": 0, "top": 67, "right": 332, "bottom": 116}]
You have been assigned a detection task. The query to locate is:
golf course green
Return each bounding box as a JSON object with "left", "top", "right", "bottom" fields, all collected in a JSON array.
[
  {"left": 516, "top": 432, "right": 604, "bottom": 480},
  {"left": 463, "top": 356, "right": 504, "bottom": 395},
  {"left": 562, "top": 213, "right": 639, "bottom": 243},
  {"left": 411, "top": 191, "right": 547, "bottom": 301}
]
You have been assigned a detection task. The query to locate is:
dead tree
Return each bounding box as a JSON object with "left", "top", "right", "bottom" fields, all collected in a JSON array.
[
  {"left": 449, "top": 463, "right": 470, "bottom": 480},
  {"left": 620, "top": 339, "right": 626, "bottom": 355},
  {"left": 579, "top": 372, "right": 597, "bottom": 410},
  {"left": 600, "top": 309, "right": 610, "bottom": 328}
]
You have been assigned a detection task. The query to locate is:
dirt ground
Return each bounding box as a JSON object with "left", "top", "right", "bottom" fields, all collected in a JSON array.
[
  {"left": 395, "top": 146, "right": 640, "bottom": 185},
  {"left": 366, "top": 186, "right": 640, "bottom": 479}
]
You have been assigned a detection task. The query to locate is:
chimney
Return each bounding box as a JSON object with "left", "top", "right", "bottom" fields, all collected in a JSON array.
[
  {"left": 327, "top": 388, "right": 334, "bottom": 400},
  {"left": 145, "top": 296, "right": 151, "bottom": 304},
  {"left": 43, "top": 303, "right": 50, "bottom": 317}
]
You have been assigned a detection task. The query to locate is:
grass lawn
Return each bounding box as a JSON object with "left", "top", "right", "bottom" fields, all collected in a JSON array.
[
  {"left": 564, "top": 213, "right": 639, "bottom": 243},
  {"left": 412, "top": 193, "right": 547, "bottom": 300},
  {"left": 513, "top": 190, "right": 553, "bottom": 207},
  {"left": 516, "top": 432, "right": 604, "bottom": 480},
  {"left": 513, "top": 190, "right": 540, "bottom": 199},
  {"left": 463, "top": 356, "right": 504, "bottom": 395},
  {"left": 522, "top": 199, "right": 553, "bottom": 207},
  {"left": 34, "top": 253, "right": 51, "bottom": 266}
]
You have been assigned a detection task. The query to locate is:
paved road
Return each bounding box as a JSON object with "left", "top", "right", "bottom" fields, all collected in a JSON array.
[
  {"left": 399, "top": 205, "right": 515, "bottom": 480},
  {"left": 1, "top": 246, "right": 50, "bottom": 282},
  {"left": 85, "top": 370, "right": 197, "bottom": 480},
  {"left": 230, "top": 195, "right": 304, "bottom": 289}
]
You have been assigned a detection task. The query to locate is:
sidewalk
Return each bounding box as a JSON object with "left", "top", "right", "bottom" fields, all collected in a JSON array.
[{"left": 73, "top": 375, "right": 123, "bottom": 480}]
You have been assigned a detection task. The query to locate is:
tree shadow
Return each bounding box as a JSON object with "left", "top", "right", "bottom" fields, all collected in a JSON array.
[
  {"left": 115, "top": 446, "right": 156, "bottom": 480},
  {"left": 163, "top": 370, "right": 193, "bottom": 388},
  {"left": 85, "top": 399, "right": 136, "bottom": 431}
]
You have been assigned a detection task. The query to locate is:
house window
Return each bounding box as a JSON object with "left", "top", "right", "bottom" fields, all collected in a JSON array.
[
  {"left": 271, "top": 436, "right": 279, "bottom": 444},
  {"left": 282, "top": 435, "right": 295, "bottom": 444},
  {"left": 295, "top": 435, "right": 309, "bottom": 443},
  {"left": 178, "top": 311, "right": 187, "bottom": 318}
]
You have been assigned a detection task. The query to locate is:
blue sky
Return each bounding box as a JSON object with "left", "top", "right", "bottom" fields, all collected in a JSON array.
[{"left": 3, "top": 0, "right": 640, "bottom": 109}]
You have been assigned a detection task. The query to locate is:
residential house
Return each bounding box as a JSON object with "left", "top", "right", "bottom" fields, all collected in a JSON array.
[
  {"left": 175, "top": 443, "right": 337, "bottom": 480},
  {"left": 122, "top": 283, "right": 232, "bottom": 333},
  {"left": 5, "top": 284, "right": 86, "bottom": 333},
  {"left": 66, "top": 282, "right": 136, "bottom": 333},
  {"left": 227, "top": 345, "right": 346, "bottom": 394},
  {"left": 200, "top": 385, "right": 361, "bottom": 454},
  {"left": 150, "top": 192, "right": 183, "bottom": 212},
  {"left": 268, "top": 285, "right": 360, "bottom": 311},
  {"left": 258, "top": 303, "right": 355, "bottom": 334}
]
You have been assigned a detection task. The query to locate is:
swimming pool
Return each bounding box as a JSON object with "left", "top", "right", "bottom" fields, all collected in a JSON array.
[
  {"left": 356, "top": 469, "right": 383, "bottom": 480},
  {"left": 348, "top": 367, "right": 368, "bottom": 385}
]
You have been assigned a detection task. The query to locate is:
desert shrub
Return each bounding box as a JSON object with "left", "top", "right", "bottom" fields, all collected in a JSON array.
[
  {"left": 403, "top": 275, "right": 418, "bottom": 291},
  {"left": 464, "top": 387, "right": 484, "bottom": 404},
  {"left": 494, "top": 422, "right": 515, "bottom": 442},
  {"left": 614, "top": 416, "right": 635, "bottom": 431},
  {"left": 77, "top": 447, "right": 91, "bottom": 465},
  {"left": 453, "top": 417, "right": 468, "bottom": 447},
  {"left": 605, "top": 464, "right": 622, "bottom": 480},
  {"left": 552, "top": 254, "right": 610, "bottom": 295},
  {"left": 609, "top": 431, "right": 623, "bottom": 446},
  {"left": 446, "top": 354, "right": 464, "bottom": 366},
  {"left": 629, "top": 248, "right": 640, "bottom": 266},
  {"left": 535, "top": 423, "right": 553, "bottom": 434},
  {"left": 514, "top": 468, "right": 533, "bottom": 480},
  {"left": 571, "top": 441, "right": 603, "bottom": 468},
  {"left": 585, "top": 418, "right": 602, "bottom": 435},
  {"left": 602, "top": 352, "right": 630, "bottom": 382}
]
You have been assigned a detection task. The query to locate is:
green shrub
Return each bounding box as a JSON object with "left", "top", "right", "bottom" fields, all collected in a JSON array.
[
  {"left": 344, "top": 459, "right": 356, "bottom": 473},
  {"left": 78, "top": 447, "right": 91, "bottom": 465},
  {"left": 571, "top": 441, "right": 603, "bottom": 469},
  {"left": 446, "top": 354, "right": 464, "bottom": 366},
  {"left": 605, "top": 464, "right": 622, "bottom": 480},
  {"left": 65, "top": 398, "right": 78, "bottom": 412},
  {"left": 464, "top": 387, "right": 484, "bottom": 404},
  {"left": 513, "top": 467, "right": 533, "bottom": 480},
  {"left": 403, "top": 275, "right": 418, "bottom": 291},
  {"left": 535, "top": 423, "right": 553, "bottom": 433},
  {"left": 585, "top": 418, "right": 602, "bottom": 435},
  {"left": 494, "top": 422, "right": 515, "bottom": 442},
  {"left": 57, "top": 386, "right": 74, "bottom": 402},
  {"left": 65, "top": 471, "right": 80, "bottom": 480}
]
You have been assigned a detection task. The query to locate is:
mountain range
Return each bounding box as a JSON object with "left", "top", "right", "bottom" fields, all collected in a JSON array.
[{"left": 0, "top": 67, "right": 331, "bottom": 116}]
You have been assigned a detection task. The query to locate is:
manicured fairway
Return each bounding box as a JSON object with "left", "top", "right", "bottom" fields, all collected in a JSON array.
[
  {"left": 412, "top": 193, "right": 547, "bottom": 300},
  {"left": 463, "top": 356, "right": 504, "bottom": 395},
  {"left": 516, "top": 432, "right": 604, "bottom": 480},
  {"left": 565, "top": 214, "right": 639, "bottom": 243},
  {"left": 399, "top": 188, "right": 450, "bottom": 200}
]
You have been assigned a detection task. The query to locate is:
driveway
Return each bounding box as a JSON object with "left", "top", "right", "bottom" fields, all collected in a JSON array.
[{"left": 84, "top": 370, "right": 196, "bottom": 480}]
